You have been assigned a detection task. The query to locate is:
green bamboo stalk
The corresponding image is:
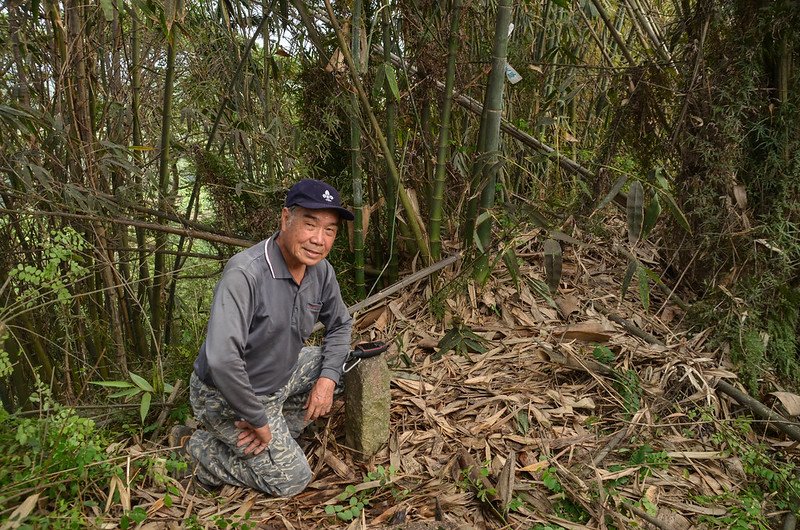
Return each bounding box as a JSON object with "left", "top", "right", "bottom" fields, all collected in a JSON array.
[
  {"left": 351, "top": 0, "right": 366, "bottom": 299},
  {"left": 323, "top": 0, "right": 432, "bottom": 264},
  {"left": 151, "top": 18, "right": 179, "bottom": 357},
  {"left": 382, "top": 4, "right": 399, "bottom": 284},
  {"left": 128, "top": 6, "right": 151, "bottom": 321},
  {"left": 430, "top": 0, "right": 462, "bottom": 262},
  {"left": 589, "top": 0, "right": 636, "bottom": 65},
  {"left": 474, "top": 0, "right": 513, "bottom": 265}
]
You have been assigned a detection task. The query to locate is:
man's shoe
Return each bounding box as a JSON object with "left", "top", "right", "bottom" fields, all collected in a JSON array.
[
  {"left": 168, "top": 425, "right": 195, "bottom": 481},
  {"left": 169, "top": 425, "right": 194, "bottom": 455}
]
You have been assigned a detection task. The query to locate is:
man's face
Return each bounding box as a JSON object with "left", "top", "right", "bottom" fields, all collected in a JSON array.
[{"left": 279, "top": 206, "right": 339, "bottom": 269}]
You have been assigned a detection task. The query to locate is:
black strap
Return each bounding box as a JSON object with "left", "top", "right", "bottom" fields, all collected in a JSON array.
[{"left": 350, "top": 341, "right": 389, "bottom": 360}]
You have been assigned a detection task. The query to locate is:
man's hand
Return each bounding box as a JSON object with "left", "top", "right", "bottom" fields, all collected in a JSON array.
[
  {"left": 304, "top": 377, "right": 336, "bottom": 421},
  {"left": 235, "top": 420, "right": 272, "bottom": 455}
]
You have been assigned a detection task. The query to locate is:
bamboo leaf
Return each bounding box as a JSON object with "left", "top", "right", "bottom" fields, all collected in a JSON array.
[
  {"left": 543, "top": 239, "right": 562, "bottom": 293},
  {"left": 659, "top": 190, "right": 692, "bottom": 233},
  {"left": 109, "top": 387, "right": 142, "bottom": 399},
  {"left": 637, "top": 267, "right": 650, "bottom": 312},
  {"left": 527, "top": 278, "right": 558, "bottom": 309},
  {"left": 503, "top": 247, "right": 520, "bottom": 289},
  {"left": 372, "top": 63, "right": 386, "bottom": 99},
  {"left": 641, "top": 192, "right": 661, "bottom": 238},
  {"left": 627, "top": 181, "right": 644, "bottom": 244},
  {"left": 621, "top": 258, "right": 637, "bottom": 299},
  {"left": 129, "top": 372, "right": 154, "bottom": 392},
  {"left": 596, "top": 174, "right": 628, "bottom": 211},
  {"left": 139, "top": 392, "right": 152, "bottom": 423},
  {"left": 91, "top": 380, "right": 135, "bottom": 388},
  {"left": 384, "top": 65, "right": 401, "bottom": 101}
]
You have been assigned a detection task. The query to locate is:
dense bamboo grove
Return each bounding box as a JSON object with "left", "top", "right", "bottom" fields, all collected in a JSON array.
[{"left": 1, "top": 0, "right": 798, "bottom": 438}]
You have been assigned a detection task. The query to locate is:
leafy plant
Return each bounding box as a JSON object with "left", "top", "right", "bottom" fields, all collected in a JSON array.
[
  {"left": 591, "top": 344, "right": 615, "bottom": 365},
  {"left": 324, "top": 465, "right": 399, "bottom": 522},
  {"left": 614, "top": 369, "right": 642, "bottom": 416},
  {"left": 91, "top": 372, "right": 176, "bottom": 424},
  {"left": 434, "top": 321, "right": 488, "bottom": 361},
  {"left": 0, "top": 378, "right": 116, "bottom": 526},
  {"left": 538, "top": 467, "right": 590, "bottom": 524}
]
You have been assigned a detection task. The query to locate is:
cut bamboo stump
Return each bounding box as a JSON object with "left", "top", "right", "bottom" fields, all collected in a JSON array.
[{"left": 344, "top": 354, "right": 390, "bottom": 460}]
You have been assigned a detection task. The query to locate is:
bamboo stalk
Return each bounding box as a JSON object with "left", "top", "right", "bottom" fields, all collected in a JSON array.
[
  {"left": 351, "top": 0, "right": 366, "bottom": 299},
  {"left": 0, "top": 208, "right": 254, "bottom": 248},
  {"left": 151, "top": 18, "right": 180, "bottom": 356},
  {"left": 382, "top": 6, "right": 399, "bottom": 284},
  {"left": 430, "top": 0, "right": 462, "bottom": 262},
  {"left": 323, "top": 0, "right": 432, "bottom": 264},
  {"left": 474, "top": 0, "right": 513, "bottom": 267}
]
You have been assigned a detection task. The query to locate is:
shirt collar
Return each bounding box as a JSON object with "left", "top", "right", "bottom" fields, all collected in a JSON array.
[{"left": 264, "top": 232, "right": 293, "bottom": 280}]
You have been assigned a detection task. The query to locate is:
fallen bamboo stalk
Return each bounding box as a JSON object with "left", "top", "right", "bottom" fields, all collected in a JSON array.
[
  {"left": 591, "top": 428, "right": 630, "bottom": 467},
  {"left": 594, "top": 302, "right": 666, "bottom": 347},
  {"left": 0, "top": 208, "right": 254, "bottom": 248},
  {"left": 313, "top": 253, "right": 461, "bottom": 335},
  {"left": 716, "top": 380, "right": 800, "bottom": 443},
  {"left": 623, "top": 500, "right": 676, "bottom": 530}
]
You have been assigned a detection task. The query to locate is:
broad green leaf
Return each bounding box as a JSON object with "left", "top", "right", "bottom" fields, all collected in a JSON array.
[
  {"left": 372, "top": 63, "right": 386, "bottom": 99},
  {"left": 641, "top": 192, "right": 661, "bottom": 238},
  {"left": 129, "top": 372, "right": 154, "bottom": 392},
  {"left": 637, "top": 267, "right": 650, "bottom": 312},
  {"left": 91, "top": 380, "right": 134, "bottom": 388},
  {"left": 526, "top": 278, "right": 558, "bottom": 310},
  {"left": 163, "top": 382, "right": 175, "bottom": 393},
  {"left": 503, "top": 247, "right": 520, "bottom": 289},
  {"left": 139, "top": 392, "right": 152, "bottom": 423},
  {"left": 595, "top": 174, "right": 627, "bottom": 212},
  {"left": 627, "top": 181, "right": 644, "bottom": 244},
  {"left": 109, "top": 387, "right": 142, "bottom": 399},
  {"left": 384, "top": 65, "right": 401, "bottom": 101}
]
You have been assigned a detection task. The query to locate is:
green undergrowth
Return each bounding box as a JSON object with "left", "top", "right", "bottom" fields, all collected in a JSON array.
[
  {"left": 691, "top": 274, "right": 800, "bottom": 393},
  {"left": 0, "top": 379, "right": 190, "bottom": 528},
  {"left": 693, "top": 412, "right": 800, "bottom": 528}
]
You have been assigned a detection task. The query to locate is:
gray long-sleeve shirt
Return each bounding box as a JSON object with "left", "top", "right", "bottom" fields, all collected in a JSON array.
[{"left": 193, "top": 233, "right": 353, "bottom": 428}]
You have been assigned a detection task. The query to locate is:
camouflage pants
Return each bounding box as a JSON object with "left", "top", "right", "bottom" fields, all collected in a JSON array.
[{"left": 186, "top": 346, "right": 327, "bottom": 497}]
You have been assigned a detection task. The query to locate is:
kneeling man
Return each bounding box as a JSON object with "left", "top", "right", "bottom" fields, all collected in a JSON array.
[{"left": 180, "top": 179, "right": 353, "bottom": 496}]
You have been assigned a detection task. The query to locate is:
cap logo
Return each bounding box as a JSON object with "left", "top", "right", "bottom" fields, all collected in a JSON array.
[{"left": 322, "top": 189, "right": 333, "bottom": 202}]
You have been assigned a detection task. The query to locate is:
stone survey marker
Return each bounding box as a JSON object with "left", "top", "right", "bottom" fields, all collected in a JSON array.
[{"left": 344, "top": 352, "right": 390, "bottom": 459}]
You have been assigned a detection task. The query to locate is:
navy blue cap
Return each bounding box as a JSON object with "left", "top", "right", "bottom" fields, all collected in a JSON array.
[{"left": 285, "top": 179, "right": 354, "bottom": 221}]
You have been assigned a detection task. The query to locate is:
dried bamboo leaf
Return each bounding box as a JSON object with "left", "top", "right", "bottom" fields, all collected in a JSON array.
[
  {"left": 770, "top": 391, "right": 800, "bottom": 416},
  {"left": 496, "top": 451, "right": 516, "bottom": 511}
]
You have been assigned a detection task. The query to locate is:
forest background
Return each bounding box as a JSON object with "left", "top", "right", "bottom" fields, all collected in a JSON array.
[{"left": 1, "top": 0, "right": 799, "bottom": 526}]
